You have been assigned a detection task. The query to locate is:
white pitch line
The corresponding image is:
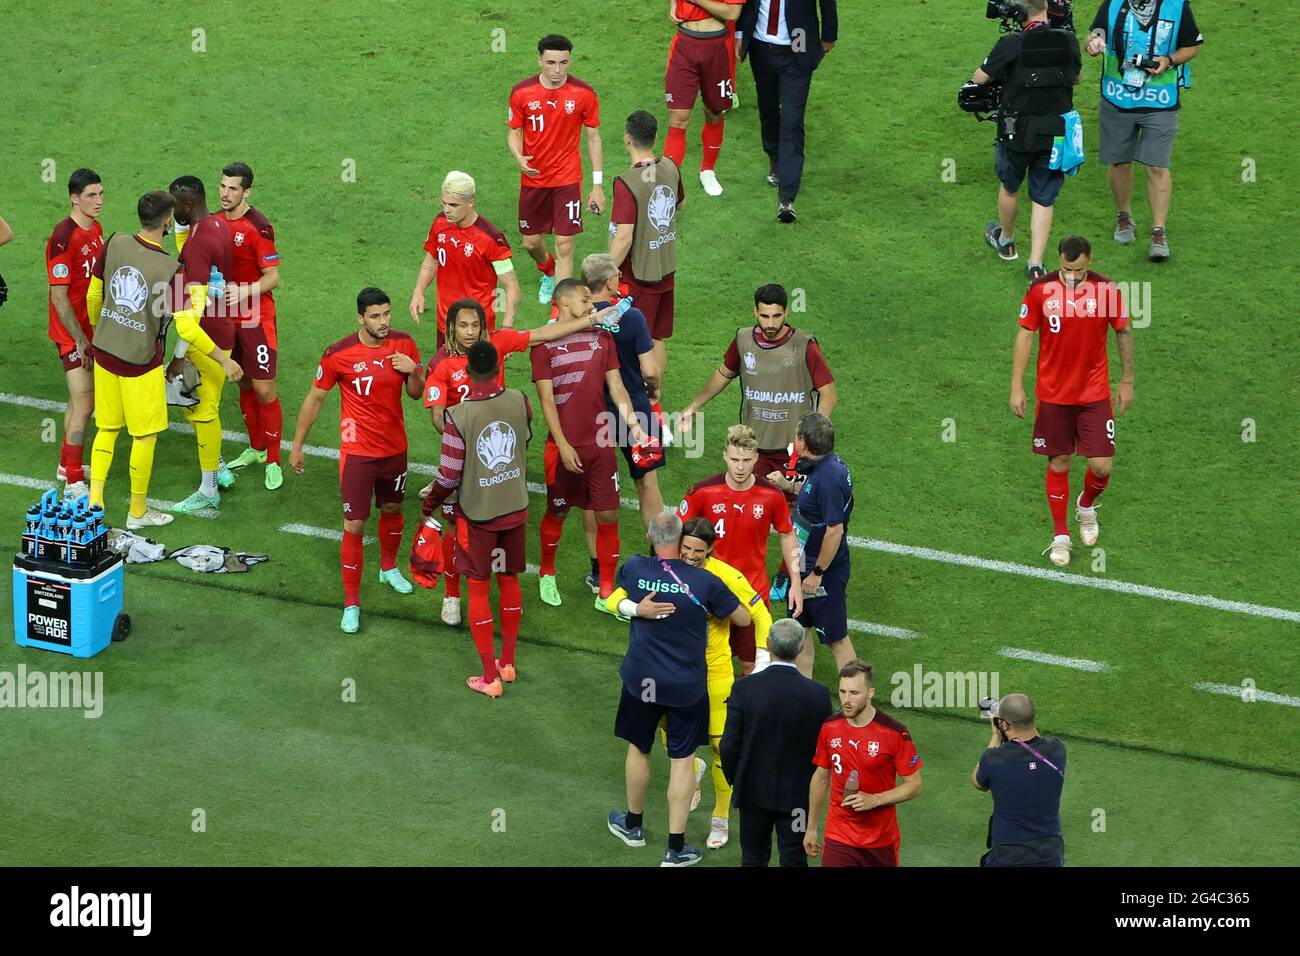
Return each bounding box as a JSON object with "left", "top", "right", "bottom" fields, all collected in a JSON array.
[
  {"left": 999, "top": 647, "right": 1108, "bottom": 672},
  {"left": 1192, "top": 682, "right": 1300, "bottom": 709},
  {"left": 279, "top": 523, "right": 375, "bottom": 545},
  {"left": 0, "top": 472, "right": 216, "bottom": 520},
  {"left": 848, "top": 619, "right": 920, "bottom": 640},
  {"left": 4, "top": 392, "right": 1298, "bottom": 625}
]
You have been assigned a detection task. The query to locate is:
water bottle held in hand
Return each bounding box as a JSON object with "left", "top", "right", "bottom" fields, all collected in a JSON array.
[{"left": 844, "top": 770, "right": 860, "bottom": 798}]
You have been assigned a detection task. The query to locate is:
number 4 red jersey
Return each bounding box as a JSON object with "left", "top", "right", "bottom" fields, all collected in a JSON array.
[
  {"left": 678, "top": 474, "right": 793, "bottom": 596},
  {"left": 314, "top": 332, "right": 421, "bottom": 458}
]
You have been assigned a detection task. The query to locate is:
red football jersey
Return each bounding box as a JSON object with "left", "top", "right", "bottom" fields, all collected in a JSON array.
[
  {"left": 507, "top": 76, "right": 600, "bottom": 189},
  {"left": 1019, "top": 271, "right": 1128, "bottom": 406},
  {"left": 423, "top": 327, "right": 532, "bottom": 409},
  {"left": 178, "top": 213, "right": 237, "bottom": 350},
  {"left": 674, "top": 0, "right": 744, "bottom": 22},
  {"left": 530, "top": 328, "right": 618, "bottom": 447},
  {"left": 45, "top": 217, "right": 104, "bottom": 350},
  {"left": 814, "top": 710, "right": 922, "bottom": 850},
  {"left": 225, "top": 207, "right": 280, "bottom": 323},
  {"left": 678, "top": 475, "right": 793, "bottom": 595},
  {"left": 314, "top": 331, "right": 421, "bottom": 458},
  {"left": 421, "top": 213, "right": 514, "bottom": 334}
]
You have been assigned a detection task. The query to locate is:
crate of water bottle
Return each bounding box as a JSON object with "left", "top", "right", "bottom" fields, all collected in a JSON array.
[{"left": 21, "top": 488, "right": 107, "bottom": 568}]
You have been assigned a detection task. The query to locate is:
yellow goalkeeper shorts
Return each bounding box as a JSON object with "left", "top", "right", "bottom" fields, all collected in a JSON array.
[{"left": 93, "top": 363, "right": 167, "bottom": 437}]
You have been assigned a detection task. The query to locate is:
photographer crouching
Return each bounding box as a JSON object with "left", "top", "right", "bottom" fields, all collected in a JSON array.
[
  {"left": 972, "top": 693, "right": 1067, "bottom": 867},
  {"left": 966, "top": 0, "right": 1082, "bottom": 282}
]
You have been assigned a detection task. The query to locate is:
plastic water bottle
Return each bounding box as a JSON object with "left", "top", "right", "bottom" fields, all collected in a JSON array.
[
  {"left": 72, "top": 516, "right": 88, "bottom": 547},
  {"left": 208, "top": 265, "right": 226, "bottom": 302},
  {"left": 844, "top": 769, "right": 860, "bottom": 798},
  {"left": 25, "top": 505, "right": 41, "bottom": 536}
]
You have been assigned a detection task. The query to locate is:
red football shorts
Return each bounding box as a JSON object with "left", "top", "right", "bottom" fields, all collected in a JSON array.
[
  {"left": 1032, "top": 398, "right": 1115, "bottom": 459},
  {"left": 821, "top": 839, "right": 900, "bottom": 868},
  {"left": 628, "top": 283, "right": 674, "bottom": 340},
  {"left": 339, "top": 450, "right": 407, "bottom": 521},
  {"left": 518, "top": 182, "right": 583, "bottom": 237},
  {"left": 454, "top": 517, "right": 527, "bottom": 580},
  {"left": 544, "top": 439, "right": 620, "bottom": 512},
  {"left": 233, "top": 317, "right": 277, "bottom": 380},
  {"left": 665, "top": 28, "right": 734, "bottom": 112}
]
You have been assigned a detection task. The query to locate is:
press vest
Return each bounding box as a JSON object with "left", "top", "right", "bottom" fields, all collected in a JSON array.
[
  {"left": 617, "top": 158, "right": 680, "bottom": 283},
  {"left": 445, "top": 388, "right": 531, "bottom": 522},
  {"left": 1101, "top": 0, "right": 1192, "bottom": 110},
  {"left": 92, "top": 233, "right": 179, "bottom": 366},
  {"left": 735, "top": 327, "right": 817, "bottom": 450}
]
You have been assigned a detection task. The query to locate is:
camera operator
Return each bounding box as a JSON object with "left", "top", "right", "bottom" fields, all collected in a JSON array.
[
  {"left": 969, "top": 0, "right": 1081, "bottom": 282},
  {"left": 1085, "top": 0, "right": 1203, "bottom": 261},
  {"left": 972, "top": 693, "right": 1066, "bottom": 867}
]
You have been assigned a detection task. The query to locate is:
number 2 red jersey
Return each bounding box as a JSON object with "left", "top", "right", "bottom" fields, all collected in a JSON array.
[
  {"left": 1019, "top": 271, "right": 1128, "bottom": 406},
  {"left": 422, "top": 327, "right": 532, "bottom": 411},
  {"left": 45, "top": 217, "right": 104, "bottom": 350},
  {"left": 314, "top": 332, "right": 421, "bottom": 458},
  {"left": 814, "top": 710, "right": 923, "bottom": 850},
  {"left": 507, "top": 76, "right": 600, "bottom": 189},
  {"left": 678, "top": 475, "right": 793, "bottom": 596}
]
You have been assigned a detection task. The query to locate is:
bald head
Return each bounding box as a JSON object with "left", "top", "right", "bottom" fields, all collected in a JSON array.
[{"left": 998, "top": 693, "right": 1036, "bottom": 730}]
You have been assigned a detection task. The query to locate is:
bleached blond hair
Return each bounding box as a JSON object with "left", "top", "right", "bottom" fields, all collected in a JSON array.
[
  {"left": 442, "top": 170, "right": 477, "bottom": 200},
  {"left": 725, "top": 424, "right": 759, "bottom": 453}
]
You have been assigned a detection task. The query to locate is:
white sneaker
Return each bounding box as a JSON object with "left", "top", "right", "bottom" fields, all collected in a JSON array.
[
  {"left": 126, "top": 508, "right": 175, "bottom": 530},
  {"left": 699, "top": 169, "right": 723, "bottom": 197},
  {"left": 63, "top": 480, "right": 89, "bottom": 501},
  {"left": 1043, "top": 534, "right": 1071, "bottom": 567},
  {"left": 418, "top": 481, "right": 434, "bottom": 499},
  {"left": 1076, "top": 494, "right": 1100, "bottom": 547},
  {"left": 707, "top": 815, "right": 730, "bottom": 849},
  {"left": 441, "top": 597, "right": 461, "bottom": 626},
  {"left": 689, "top": 756, "right": 707, "bottom": 812}
]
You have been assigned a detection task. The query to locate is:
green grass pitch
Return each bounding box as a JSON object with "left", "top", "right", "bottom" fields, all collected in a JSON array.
[{"left": 0, "top": 1, "right": 1296, "bottom": 866}]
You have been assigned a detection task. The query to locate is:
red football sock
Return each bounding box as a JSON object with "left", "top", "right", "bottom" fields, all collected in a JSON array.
[
  {"left": 377, "top": 511, "right": 403, "bottom": 572},
  {"left": 498, "top": 574, "right": 522, "bottom": 666},
  {"left": 596, "top": 520, "right": 621, "bottom": 598},
  {"left": 1080, "top": 468, "right": 1110, "bottom": 508},
  {"left": 700, "top": 120, "right": 724, "bottom": 172},
  {"left": 239, "top": 389, "right": 264, "bottom": 452},
  {"left": 341, "top": 530, "right": 364, "bottom": 607},
  {"left": 441, "top": 526, "right": 460, "bottom": 598},
  {"left": 539, "top": 511, "right": 564, "bottom": 576},
  {"left": 536, "top": 253, "right": 556, "bottom": 276},
  {"left": 61, "top": 441, "right": 85, "bottom": 484},
  {"left": 467, "top": 577, "right": 498, "bottom": 682},
  {"left": 1046, "top": 468, "right": 1070, "bottom": 537},
  {"left": 664, "top": 126, "right": 687, "bottom": 167},
  {"left": 261, "top": 398, "right": 283, "bottom": 464}
]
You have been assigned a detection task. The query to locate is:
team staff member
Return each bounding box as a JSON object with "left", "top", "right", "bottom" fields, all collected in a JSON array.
[
  {"left": 290, "top": 288, "right": 423, "bottom": 634},
  {"left": 409, "top": 170, "right": 522, "bottom": 344},
  {"left": 973, "top": 693, "right": 1067, "bottom": 867},
  {"left": 45, "top": 168, "right": 106, "bottom": 500},
  {"left": 1086, "top": 0, "right": 1203, "bottom": 260},
  {"left": 1010, "top": 235, "right": 1134, "bottom": 566},
  {"left": 507, "top": 34, "right": 604, "bottom": 305},
  {"left": 423, "top": 342, "right": 533, "bottom": 698},
  {"left": 219, "top": 163, "right": 286, "bottom": 491},
  {"left": 167, "top": 175, "right": 240, "bottom": 514},
  {"left": 767, "top": 413, "right": 856, "bottom": 677},
  {"left": 422, "top": 297, "right": 615, "bottom": 626},
  {"left": 84, "top": 191, "right": 238, "bottom": 528},
  {"left": 606, "top": 512, "right": 752, "bottom": 867},
  {"left": 664, "top": 0, "right": 745, "bottom": 197},
  {"left": 610, "top": 110, "right": 683, "bottom": 407},
  {"left": 680, "top": 283, "right": 835, "bottom": 498},
  {"left": 806, "top": 660, "right": 924, "bottom": 867},
  {"left": 0, "top": 213, "right": 11, "bottom": 305},
  {"left": 606, "top": 517, "right": 772, "bottom": 850}
]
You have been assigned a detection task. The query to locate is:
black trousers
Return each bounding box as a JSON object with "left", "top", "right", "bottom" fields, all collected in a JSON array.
[
  {"left": 748, "top": 39, "right": 814, "bottom": 203},
  {"left": 738, "top": 803, "right": 808, "bottom": 867}
]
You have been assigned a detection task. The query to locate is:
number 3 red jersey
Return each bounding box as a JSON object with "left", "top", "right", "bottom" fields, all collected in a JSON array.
[
  {"left": 678, "top": 474, "right": 793, "bottom": 596},
  {"left": 314, "top": 332, "right": 421, "bottom": 458}
]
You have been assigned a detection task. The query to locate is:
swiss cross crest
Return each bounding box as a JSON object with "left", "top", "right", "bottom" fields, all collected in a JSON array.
[
  {"left": 80, "top": 244, "right": 90, "bottom": 256},
  {"left": 829, "top": 737, "right": 842, "bottom": 749},
  {"left": 463, "top": 243, "right": 474, "bottom": 257},
  {"left": 437, "top": 232, "right": 446, "bottom": 243},
  {"left": 564, "top": 99, "right": 576, "bottom": 114},
  {"left": 528, "top": 99, "right": 542, "bottom": 110},
  {"left": 711, "top": 503, "right": 726, "bottom": 515},
  {"left": 451, "top": 369, "right": 466, "bottom": 382},
  {"left": 352, "top": 362, "right": 368, "bottom": 373},
  {"left": 1045, "top": 299, "right": 1061, "bottom": 313},
  {"left": 752, "top": 503, "right": 765, "bottom": 519},
  {"left": 233, "top": 232, "right": 245, "bottom": 246},
  {"left": 867, "top": 740, "right": 881, "bottom": 757}
]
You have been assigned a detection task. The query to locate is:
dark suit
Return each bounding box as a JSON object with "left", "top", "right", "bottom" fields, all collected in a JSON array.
[
  {"left": 721, "top": 662, "right": 832, "bottom": 866},
  {"left": 737, "top": 0, "right": 839, "bottom": 204}
]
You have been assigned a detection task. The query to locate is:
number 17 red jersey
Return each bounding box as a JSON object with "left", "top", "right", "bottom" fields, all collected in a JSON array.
[
  {"left": 678, "top": 474, "right": 793, "bottom": 596},
  {"left": 314, "top": 332, "right": 421, "bottom": 459}
]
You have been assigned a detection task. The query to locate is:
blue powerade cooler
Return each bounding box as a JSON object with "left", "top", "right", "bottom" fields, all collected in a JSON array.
[{"left": 13, "top": 551, "right": 130, "bottom": 658}]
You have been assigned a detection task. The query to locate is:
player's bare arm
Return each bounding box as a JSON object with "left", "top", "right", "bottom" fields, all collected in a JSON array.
[
  {"left": 1114, "top": 326, "right": 1135, "bottom": 415},
  {"left": 50, "top": 286, "right": 90, "bottom": 362},
  {"left": 507, "top": 127, "right": 539, "bottom": 178},
  {"left": 225, "top": 263, "right": 279, "bottom": 310},
  {"left": 390, "top": 351, "right": 423, "bottom": 399},
  {"left": 609, "top": 222, "right": 634, "bottom": 268},
  {"left": 779, "top": 530, "right": 804, "bottom": 617},
  {"left": 585, "top": 125, "right": 606, "bottom": 214},
  {"left": 1009, "top": 328, "right": 1035, "bottom": 418},
  {"left": 289, "top": 386, "right": 330, "bottom": 474},
  {"left": 535, "top": 378, "right": 582, "bottom": 474},
  {"left": 497, "top": 264, "right": 521, "bottom": 328},
  {"left": 409, "top": 252, "right": 437, "bottom": 324},
  {"left": 726, "top": 599, "right": 752, "bottom": 630},
  {"left": 526, "top": 306, "right": 605, "bottom": 346},
  {"left": 802, "top": 524, "right": 844, "bottom": 596},
  {"left": 805, "top": 766, "right": 831, "bottom": 857},
  {"left": 0, "top": 215, "right": 13, "bottom": 246},
  {"left": 605, "top": 369, "right": 648, "bottom": 444},
  {"left": 638, "top": 350, "right": 661, "bottom": 402},
  {"left": 845, "top": 770, "right": 923, "bottom": 812},
  {"left": 816, "top": 381, "right": 838, "bottom": 418},
  {"left": 680, "top": 367, "right": 735, "bottom": 432},
  {"left": 430, "top": 406, "right": 446, "bottom": 435}
]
